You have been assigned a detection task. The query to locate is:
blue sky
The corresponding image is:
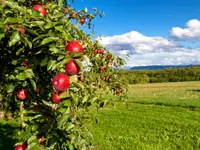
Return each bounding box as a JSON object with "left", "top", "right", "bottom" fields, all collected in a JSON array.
[{"left": 70, "top": 0, "right": 200, "bottom": 66}]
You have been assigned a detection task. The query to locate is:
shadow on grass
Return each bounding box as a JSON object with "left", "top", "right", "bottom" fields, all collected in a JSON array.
[
  {"left": 0, "top": 119, "right": 19, "bottom": 149},
  {"left": 187, "top": 89, "right": 200, "bottom": 92}
]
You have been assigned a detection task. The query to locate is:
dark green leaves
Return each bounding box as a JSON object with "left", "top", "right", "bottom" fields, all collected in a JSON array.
[
  {"left": 4, "top": 17, "right": 24, "bottom": 24},
  {"left": 41, "top": 37, "right": 59, "bottom": 45},
  {"left": 16, "top": 69, "right": 35, "bottom": 81},
  {"left": 9, "top": 31, "right": 21, "bottom": 46}
]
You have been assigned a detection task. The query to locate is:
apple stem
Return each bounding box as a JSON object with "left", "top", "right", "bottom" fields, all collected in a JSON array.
[{"left": 20, "top": 101, "right": 25, "bottom": 129}]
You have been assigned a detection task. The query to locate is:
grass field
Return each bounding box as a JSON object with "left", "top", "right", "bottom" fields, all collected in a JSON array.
[
  {"left": 90, "top": 81, "right": 200, "bottom": 150},
  {"left": 0, "top": 81, "right": 200, "bottom": 149}
]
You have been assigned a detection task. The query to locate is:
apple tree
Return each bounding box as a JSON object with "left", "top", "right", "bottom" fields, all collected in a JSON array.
[{"left": 0, "top": 0, "right": 126, "bottom": 149}]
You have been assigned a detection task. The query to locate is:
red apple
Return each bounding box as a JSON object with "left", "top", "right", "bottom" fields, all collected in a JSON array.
[
  {"left": 65, "top": 59, "right": 80, "bottom": 75},
  {"left": 21, "top": 61, "right": 28, "bottom": 68},
  {"left": 99, "top": 49, "right": 104, "bottom": 54},
  {"left": 80, "top": 18, "right": 86, "bottom": 24},
  {"left": 38, "top": 136, "right": 45, "bottom": 145},
  {"left": 23, "top": 140, "right": 28, "bottom": 149},
  {"left": 35, "top": 88, "right": 40, "bottom": 94},
  {"left": 106, "top": 55, "right": 111, "bottom": 60},
  {"left": 16, "top": 89, "right": 28, "bottom": 100},
  {"left": 116, "top": 88, "right": 121, "bottom": 94},
  {"left": 18, "top": 28, "right": 25, "bottom": 35},
  {"left": 100, "top": 66, "right": 106, "bottom": 72},
  {"left": 52, "top": 73, "right": 70, "bottom": 92},
  {"left": 71, "top": 12, "right": 77, "bottom": 18},
  {"left": 34, "top": 106, "right": 38, "bottom": 111},
  {"left": 33, "top": 4, "right": 46, "bottom": 16},
  {"left": 65, "top": 41, "right": 84, "bottom": 54},
  {"left": 15, "top": 144, "right": 24, "bottom": 150},
  {"left": 94, "top": 49, "right": 98, "bottom": 54},
  {"left": 51, "top": 93, "right": 60, "bottom": 103}
]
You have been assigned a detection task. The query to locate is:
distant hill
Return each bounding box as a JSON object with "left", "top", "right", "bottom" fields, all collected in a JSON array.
[{"left": 130, "top": 65, "right": 196, "bottom": 70}]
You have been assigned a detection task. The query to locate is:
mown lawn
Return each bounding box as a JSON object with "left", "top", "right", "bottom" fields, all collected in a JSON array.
[{"left": 90, "top": 81, "right": 200, "bottom": 150}]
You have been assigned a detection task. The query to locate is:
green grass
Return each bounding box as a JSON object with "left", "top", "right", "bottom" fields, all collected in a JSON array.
[
  {"left": 90, "top": 81, "right": 200, "bottom": 150},
  {"left": 129, "top": 81, "right": 200, "bottom": 109}
]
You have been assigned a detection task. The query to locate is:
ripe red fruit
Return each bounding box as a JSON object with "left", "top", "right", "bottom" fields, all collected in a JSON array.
[
  {"left": 51, "top": 93, "right": 60, "bottom": 103},
  {"left": 33, "top": 4, "right": 46, "bottom": 16},
  {"left": 71, "top": 12, "right": 77, "bottom": 18},
  {"left": 116, "top": 88, "right": 121, "bottom": 94},
  {"left": 65, "top": 59, "right": 80, "bottom": 75},
  {"left": 99, "top": 49, "right": 104, "bottom": 54},
  {"left": 15, "top": 144, "right": 24, "bottom": 150},
  {"left": 80, "top": 18, "right": 86, "bottom": 24},
  {"left": 94, "top": 49, "right": 98, "bottom": 54},
  {"left": 35, "top": 88, "right": 40, "bottom": 94},
  {"left": 38, "top": 136, "right": 45, "bottom": 145},
  {"left": 18, "top": 28, "right": 25, "bottom": 35},
  {"left": 65, "top": 41, "right": 84, "bottom": 54},
  {"left": 23, "top": 140, "right": 28, "bottom": 149},
  {"left": 52, "top": 73, "right": 70, "bottom": 92},
  {"left": 21, "top": 61, "right": 28, "bottom": 68},
  {"left": 34, "top": 105, "right": 39, "bottom": 111},
  {"left": 106, "top": 55, "right": 111, "bottom": 60},
  {"left": 16, "top": 89, "right": 28, "bottom": 100},
  {"left": 100, "top": 66, "right": 106, "bottom": 72}
]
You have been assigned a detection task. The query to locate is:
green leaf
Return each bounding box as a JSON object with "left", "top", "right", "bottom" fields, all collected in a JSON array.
[
  {"left": 41, "top": 37, "right": 59, "bottom": 45},
  {"left": 22, "top": 36, "right": 32, "bottom": 49},
  {"left": 16, "top": 69, "right": 34, "bottom": 81},
  {"left": 66, "top": 123, "right": 75, "bottom": 131},
  {"left": 60, "top": 57, "right": 70, "bottom": 66},
  {"left": 33, "top": 35, "right": 46, "bottom": 42},
  {"left": 24, "top": 27, "right": 39, "bottom": 36},
  {"left": 57, "top": 108, "right": 70, "bottom": 129},
  {"left": 42, "top": 100, "right": 54, "bottom": 108},
  {"left": 72, "top": 82, "right": 84, "bottom": 90},
  {"left": 40, "top": 57, "right": 49, "bottom": 66},
  {"left": 0, "top": 33, "right": 5, "bottom": 41},
  {"left": 4, "top": 17, "right": 24, "bottom": 24},
  {"left": 11, "top": 60, "right": 18, "bottom": 65},
  {"left": 6, "top": 84, "right": 16, "bottom": 93},
  {"left": 9, "top": 31, "right": 21, "bottom": 47},
  {"left": 47, "top": 59, "right": 56, "bottom": 71},
  {"left": 63, "top": 100, "right": 71, "bottom": 107},
  {"left": 59, "top": 92, "right": 71, "bottom": 99},
  {"left": 74, "top": 59, "right": 84, "bottom": 72},
  {"left": 57, "top": 55, "right": 65, "bottom": 61},
  {"left": 30, "top": 79, "right": 36, "bottom": 91},
  {"left": 16, "top": 47, "right": 25, "bottom": 56},
  {"left": 70, "top": 52, "right": 83, "bottom": 58},
  {"left": 44, "top": 22, "right": 53, "bottom": 29},
  {"left": 27, "top": 136, "right": 40, "bottom": 150},
  {"left": 54, "top": 25, "right": 63, "bottom": 31},
  {"left": 34, "top": 21, "right": 45, "bottom": 31}
]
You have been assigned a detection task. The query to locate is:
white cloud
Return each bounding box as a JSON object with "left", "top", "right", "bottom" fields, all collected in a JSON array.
[
  {"left": 170, "top": 19, "right": 200, "bottom": 40},
  {"left": 98, "top": 31, "right": 178, "bottom": 55},
  {"left": 97, "top": 30, "right": 200, "bottom": 67}
]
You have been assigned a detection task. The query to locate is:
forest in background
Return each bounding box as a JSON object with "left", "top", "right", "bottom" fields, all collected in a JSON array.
[{"left": 117, "top": 66, "right": 200, "bottom": 84}]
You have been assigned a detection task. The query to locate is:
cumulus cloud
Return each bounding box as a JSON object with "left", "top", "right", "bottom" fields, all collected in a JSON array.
[
  {"left": 98, "top": 31, "right": 179, "bottom": 55},
  {"left": 97, "top": 30, "right": 200, "bottom": 67},
  {"left": 170, "top": 19, "right": 200, "bottom": 40}
]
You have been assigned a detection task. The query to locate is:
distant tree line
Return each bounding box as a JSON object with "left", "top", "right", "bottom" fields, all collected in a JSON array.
[{"left": 117, "top": 66, "right": 200, "bottom": 84}]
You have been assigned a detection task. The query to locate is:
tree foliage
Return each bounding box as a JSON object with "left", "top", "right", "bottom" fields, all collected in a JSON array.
[{"left": 0, "top": 0, "right": 126, "bottom": 149}]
